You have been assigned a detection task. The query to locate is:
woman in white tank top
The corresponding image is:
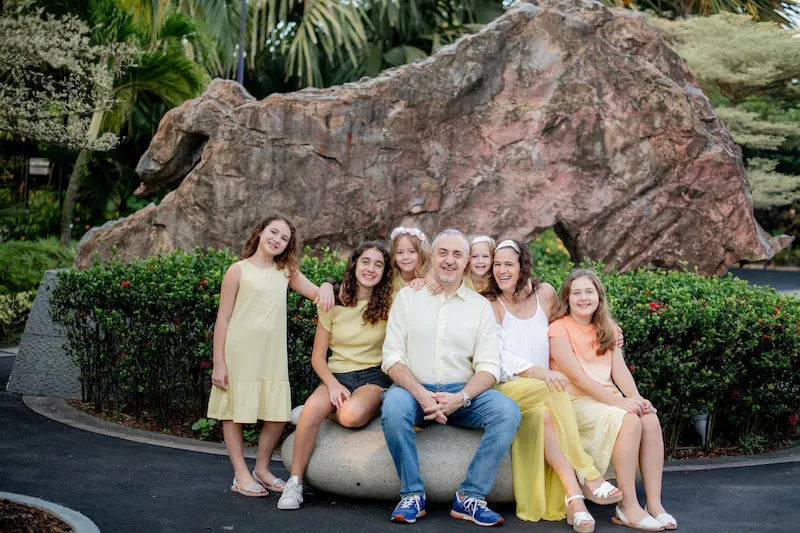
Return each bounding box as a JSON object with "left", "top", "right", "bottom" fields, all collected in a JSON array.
[{"left": 489, "top": 240, "right": 622, "bottom": 532}]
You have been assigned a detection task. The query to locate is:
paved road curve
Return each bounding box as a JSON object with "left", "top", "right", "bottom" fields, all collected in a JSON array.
[{"left": 1, "top": 385, "right": 799, "bottom": 533}]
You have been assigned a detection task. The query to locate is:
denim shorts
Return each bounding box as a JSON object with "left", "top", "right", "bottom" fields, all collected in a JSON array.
[{"left": 332, "top": 365, "right": 393, "bottom": 393}]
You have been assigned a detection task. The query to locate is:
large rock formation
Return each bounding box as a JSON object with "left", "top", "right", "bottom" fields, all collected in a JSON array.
[{"left": 75, "top": 0, "right": 789, "bottom": 274}]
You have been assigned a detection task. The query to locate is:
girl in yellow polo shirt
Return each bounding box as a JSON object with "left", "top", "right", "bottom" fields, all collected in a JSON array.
[{"left": 278, "top": 242, "right": 395, "bottom": 510}]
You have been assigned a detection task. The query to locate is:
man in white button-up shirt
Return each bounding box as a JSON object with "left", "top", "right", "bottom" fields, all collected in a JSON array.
[{"left": 380, "top": 229, "right": 521, "bottom": 527}]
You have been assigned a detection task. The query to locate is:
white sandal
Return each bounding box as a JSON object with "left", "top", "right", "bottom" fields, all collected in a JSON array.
[
  {"left": 645, "top": 506, "right": 677, "bottom": 530},
  {"left": 611, "top": 506, "right": 664, "bottom": 532},
  {"left": 565, "top": 495, "right": 595, "bottom": 533},
  {"left": 577, "top": 473, "right": 623, "bottom": 505}
]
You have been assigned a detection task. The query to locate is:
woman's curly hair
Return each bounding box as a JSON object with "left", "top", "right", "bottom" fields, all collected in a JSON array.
[
  {"left": 240, "top": 214, "right": 300, "bottom": 278},
  {"left": 484, "top": 239, "right": 540, "bottom": 300},
  {"left": 339, "top": 241, "right": 394, "bottom": 325}
]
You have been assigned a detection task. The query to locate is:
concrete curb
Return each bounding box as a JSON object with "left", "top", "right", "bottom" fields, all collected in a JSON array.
[
  {"left": 23, "top": 396, "right": 799, "bottom": 471},
  {"left": 22, "top": 396, "right": 281, "bottom": 461},
  {"left": 0, "top": 491, "right": 101, "bottom": 533}
]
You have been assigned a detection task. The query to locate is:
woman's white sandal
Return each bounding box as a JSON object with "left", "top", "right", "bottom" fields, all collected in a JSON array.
[
  {"left": 565, "top": 495, "right": 595, "bottom": 533},
  {"left": 577, "top": 473, "right": 623, "bottom": 505},
  {"left": 645, "top": 506, "right": 677, "bottom": 530},
  {"left": 611, "top": 506, "right": 664, "bottom": 532}
]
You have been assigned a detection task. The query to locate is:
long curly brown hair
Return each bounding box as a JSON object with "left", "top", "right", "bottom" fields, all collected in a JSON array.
[
  {"left": 339, "top": 242, "right": 393, "bottom": 325},
  {"left": 484, "top": 239, "right": 540, "bottom": 300},
  {"left": 554, "top": 269, "right": 617, "bottom": 356},
  {"left": 240, "top": 215, "right": 300, "bottom": 278}
]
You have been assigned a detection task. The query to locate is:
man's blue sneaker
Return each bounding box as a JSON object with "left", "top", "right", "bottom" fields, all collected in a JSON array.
[
  {"left": 450, "top": 492, "right": 504, "bottom": 527},
  {"left": 391, "top": 494, "right": 426, "bottom": 523}
]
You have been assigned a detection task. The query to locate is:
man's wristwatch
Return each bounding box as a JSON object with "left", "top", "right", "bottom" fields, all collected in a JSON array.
[{"left": 460, "top": 390, "right": 472, "bottom": 408}]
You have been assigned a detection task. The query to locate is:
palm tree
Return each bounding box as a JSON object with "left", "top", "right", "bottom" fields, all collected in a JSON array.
[{"left": 41, "top": 0, "right": 209, "bottom": 245}]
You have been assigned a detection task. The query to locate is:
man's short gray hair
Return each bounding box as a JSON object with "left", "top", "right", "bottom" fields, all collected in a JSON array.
[{"left": 431, "top": 229, "right": 470, "bottom": 253}]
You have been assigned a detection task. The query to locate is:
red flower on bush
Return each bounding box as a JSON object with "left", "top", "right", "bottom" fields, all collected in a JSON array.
[
  {"left": 200, "top": 361, "right": 212, "bottom": 370},
  {"left": 121, "top": 280, "right": 131, "bottom": 288},
  {"left": 648, "top": 302, "right": 660, "bottom": 310},
  {"left": 200, "top": 278, "right": 208, "bottom": 288},
  {"left": 120, "top": 353, "right": 127, "bottom": 359},
  {"left": 628, "top": 364, "right": 635, "bottom": 372},
  {"left": 790, "top": 414, "right": 799, "bottom": 426},
  {"left": 732, "top": 390, "right": 741, "bottom": 401}
]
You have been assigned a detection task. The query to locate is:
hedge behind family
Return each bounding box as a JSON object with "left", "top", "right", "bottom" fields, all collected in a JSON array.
[{"left": 207, "top": 215, "right": 677, "bottom": 532}]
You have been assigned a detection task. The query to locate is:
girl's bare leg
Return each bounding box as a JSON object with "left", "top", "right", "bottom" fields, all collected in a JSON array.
[
  {"left": 335, "top": 385, "right": 384, "bottom": 428},
  {"left": 253, "top": 420, "right": 287, "bottom": 485},
  {"left": 612, "top": 414, "right": 651, "bottom": 523},
  {"left": 223, "top": 420, "right": 258, "bottom": 488},
  {"left": 289, "top": 385, "right": 335, "bottom": 484}
]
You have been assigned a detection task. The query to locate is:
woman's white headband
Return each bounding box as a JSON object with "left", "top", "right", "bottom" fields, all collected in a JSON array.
[{"left": 494, "top": 240, "right": 520, "bottom": 254}]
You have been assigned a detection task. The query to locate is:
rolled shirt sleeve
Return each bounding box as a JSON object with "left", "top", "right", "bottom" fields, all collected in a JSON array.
[
  {"left": 382, "top": 287, "right": 410, "bottom": 374},
  {"left": 471, "top": 301, "right": 501, "bottom": 382}
]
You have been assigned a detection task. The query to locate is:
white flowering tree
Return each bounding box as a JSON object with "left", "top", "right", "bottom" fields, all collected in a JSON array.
[{"left": 0, "top": 4, "right": 135, "bottom": 151}]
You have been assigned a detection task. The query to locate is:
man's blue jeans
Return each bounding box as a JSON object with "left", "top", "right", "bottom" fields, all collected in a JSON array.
[{"left": 380, "top": 383, "right": 521, "bottom": 499}]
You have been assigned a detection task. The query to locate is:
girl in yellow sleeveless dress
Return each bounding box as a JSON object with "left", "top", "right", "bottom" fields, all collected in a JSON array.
[
  {"left": 549, "top": 270, "right": 676, "bottom": 531},
  {"left": 488, "top": 241, "right": 621, "bottom": 532},
  {"left": 208, "top": 215, "right": 335, "bottom": 498},
  {"left": 278, "top": 242, "right": 395, "bottom": 510}
]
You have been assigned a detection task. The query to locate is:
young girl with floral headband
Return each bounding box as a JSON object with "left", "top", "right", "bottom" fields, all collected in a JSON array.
[
  {"left": 208, "top": 215, "right": 335, "bottom": 499},
  {"left": 389, "top": 226, "right": 432, "bottom": 295}
]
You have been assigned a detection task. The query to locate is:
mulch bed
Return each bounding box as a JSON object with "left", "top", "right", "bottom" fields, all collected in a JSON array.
[
  {"left": 0, "top": 499, "right": 72, "bottom": 533},
  {"left": 66, "top": 400, "right": 294, "bottom": 447}
]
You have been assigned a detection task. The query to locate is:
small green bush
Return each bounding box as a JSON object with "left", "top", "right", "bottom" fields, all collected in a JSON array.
[
  {"left": 0, "top": 189, "right": 94, "bottom": 243},
  {"left": 0, "top": 290, "right": 36, "bottom": 343},
  {"left": 0, "top": 237, "right": 75, "bottom": 294},
  {"left": 50, "top": 249, "right": 800, "bottom": 453},
  {"left": 529, "top": 228, "right": 572, "bottom": 270}
]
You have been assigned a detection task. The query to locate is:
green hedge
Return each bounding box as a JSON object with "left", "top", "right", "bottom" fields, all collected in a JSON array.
[
  {"left": 49, "top": 249, "right": 799, "bottom": 452},
  {"left": 49, "top": 248, "right": 345, "bottom": 424}
]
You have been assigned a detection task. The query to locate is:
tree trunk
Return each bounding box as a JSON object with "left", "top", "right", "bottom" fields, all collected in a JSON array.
[{"left": 60, "top": 149, "right": 91, "bottom": 247}]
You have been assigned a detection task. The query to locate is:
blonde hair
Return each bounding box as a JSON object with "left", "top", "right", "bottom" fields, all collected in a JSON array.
[
  {"left": 555, "top": 269, "right": 617, "bottom": 356},
  {"left": 390, "top": 231, "right": 431, "bottom": 279}
]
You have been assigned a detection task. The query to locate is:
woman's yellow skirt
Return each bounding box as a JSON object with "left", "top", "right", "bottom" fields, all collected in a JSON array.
[
  {"left": 496, "top": 378, "right": 602, "bottom": 522},
  {"left": 571, "top": 393, "right": 627, "bottom": 479}
]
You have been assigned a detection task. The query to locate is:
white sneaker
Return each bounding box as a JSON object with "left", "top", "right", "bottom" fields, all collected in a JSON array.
[
  {"left": 290, "top": 405, "right": 304, "bottom": 426},
  {"left": 277, "top": 476, "right": 303, "bottom": 510}
]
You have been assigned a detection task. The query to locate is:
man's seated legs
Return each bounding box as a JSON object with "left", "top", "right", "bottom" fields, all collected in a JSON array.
[
  {"left": 381, "top": 384, "right": 428, "bottom": 522},
  {"left": 447, "top": 387, "right": 521, "bottom": 526}
]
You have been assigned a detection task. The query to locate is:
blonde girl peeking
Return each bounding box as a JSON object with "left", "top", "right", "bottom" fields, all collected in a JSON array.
[
  {"left": 208, "top": 215, "right": 335, "bottom": 498},
  {"left": 278, "top": 242, "right": 395, "bottom": 510},
  {"left": 549, "top": 270, "right": 676, "bottom": 532},
  {"left": 465, "top": 235, "right": 496, "bottom": 293}
]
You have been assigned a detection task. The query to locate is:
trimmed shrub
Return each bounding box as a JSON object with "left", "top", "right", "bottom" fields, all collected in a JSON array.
[
  {"left": 50, "top": 249, "right": 800, "bottom": 453},
  {"left": 0, "top": 237, "right": 74, "bottom": 294},
  {"left": 49, "top": 248, "right": 345, "bottom": 424},
  {"left": 0, "top": 290, "right": 36, "bottom": 343}
]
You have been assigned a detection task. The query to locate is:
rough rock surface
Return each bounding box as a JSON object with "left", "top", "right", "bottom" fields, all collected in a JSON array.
[
  {"left": 75, "top": 0, "right": 789, "bottom": 274},
  {"left": 280, "top": 418, "right": 513, "bottom": 502}
]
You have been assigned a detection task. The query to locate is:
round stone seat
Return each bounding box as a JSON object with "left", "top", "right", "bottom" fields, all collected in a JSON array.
[{"left": 280, "top": 417, "right": 513, "bottom": 502}]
